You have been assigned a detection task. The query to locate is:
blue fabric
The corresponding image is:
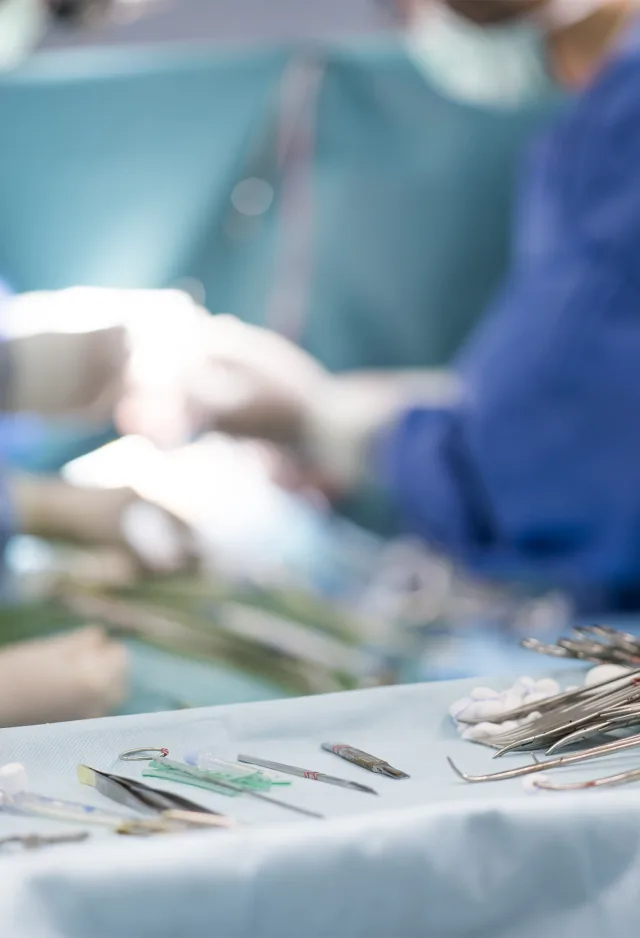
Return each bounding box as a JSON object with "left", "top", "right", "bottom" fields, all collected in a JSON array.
[
  {"left": 1, "top": 674, "right": 640, "bottom": 937},
  {"left": 382, "top": 25, "right": 640, "bottom": 597}
]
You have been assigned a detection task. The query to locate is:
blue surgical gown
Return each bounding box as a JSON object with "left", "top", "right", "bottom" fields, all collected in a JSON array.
[{"left": 382, "top": 25, "right": 640, "bottom": 604}]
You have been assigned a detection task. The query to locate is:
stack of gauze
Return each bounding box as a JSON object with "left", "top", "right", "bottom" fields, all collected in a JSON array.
[{"left": 450, "top": 664, "right": 631, "bottom": 742}]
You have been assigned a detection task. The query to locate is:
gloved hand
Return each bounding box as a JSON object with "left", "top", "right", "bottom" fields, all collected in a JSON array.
[
  {"left": 3, "top": 319, "right": 127, "bottom": 422},
  {"left": 119, "top": 315, "right": 462, "bottom": 492},
  {"left": 0, "top": 285, "right": 207, "bottom": 428},
  {"left": 9, "top": 475, "right": 198, "bottom": 575},
  {"left": 0, "top": 626, "right": 129, "bottom": 727},
  {"left": 118, "top": 314, "right": 328, "bottom": 448}
]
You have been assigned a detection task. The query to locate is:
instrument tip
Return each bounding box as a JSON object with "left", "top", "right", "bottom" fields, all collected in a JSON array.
[
  {"left": 76, "top": 765, "right": 96, "bottom": 787},
  {"left": 381, "top": 766, "right": 410, "bottom": 780},
  {"left": 446, "top": 756, "right": 461, "bottom": 777}
]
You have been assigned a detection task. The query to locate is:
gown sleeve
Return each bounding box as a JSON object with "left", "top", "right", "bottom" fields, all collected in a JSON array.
[{"left": 379, "top": 44, "right": 640, "bottom": 591}]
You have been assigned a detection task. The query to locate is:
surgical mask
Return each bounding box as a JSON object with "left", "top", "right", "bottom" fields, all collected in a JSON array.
[
  {"left": 0, "top": 0, "right": 47, "bottom": 71},
  {"left": 405, "top": 0, "right": 607, "bottom": 107}
]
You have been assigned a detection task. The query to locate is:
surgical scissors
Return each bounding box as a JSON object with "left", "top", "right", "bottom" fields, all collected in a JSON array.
[
  {"left": 489, "top": 678, "right": 640, "bottom": 756},
  {"left": 545, "top": 708, "right": 640, "bottom": 754},
  {"left": 448, "top": 730, "right": 640, "bottom": 783},
  {"left": 449, "top": 624, "right": 640, "bottom": 788}
]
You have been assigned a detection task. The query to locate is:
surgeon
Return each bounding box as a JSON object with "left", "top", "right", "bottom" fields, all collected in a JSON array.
[
  {"left": 0, "top": 0, "right": 197, "bottom": 727},
  {"left": 122, "top": 0, "right": 640, "bottom": 611}
]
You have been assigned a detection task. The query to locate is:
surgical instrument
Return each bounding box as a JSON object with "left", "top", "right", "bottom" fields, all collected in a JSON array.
[
  {"left": 522, "top": 625, "right": 640, "bottom": 667},
  {"left": 531, "top": 766, "right": 640, "bottom": 792},
  {"left": 186, "top": 751, "right": 288, "bottom": 782},
  {"left": 0, "top": 831, "right": 90, "bottom": 850},
  {"left": 321, "top": 743, "right": 410, "bottom": 779},
  {"left": 0, "top": 788, "right": 131, "bottom": 827},
  {"left": 491, "top": 710, "right": 636, "bottom": 757},
  {"left": 545, "top": 709, "right": 640, "bottom": 754},
  {"left": 1, "top": 781, "right": 235, "bottom": 835},
  {"left": 141, "top": 759, "right": 324, "bottom": 819},
  {"left": 483, "top": 675, "right": 640, "bottom": 755},
  {"left": 577, "top": 624, "right": 640, "bottom": 649},
  {"left": 448, "top": 730, "right": 640, "bottom": 783},
  {"left": 78, "top": 765, "right": 221, "bottom": 816},
  {"left": 143, "top": 758, "right": 286, "bottom": 795},
  {"left": 238, "top": 754, "right": 378, "bottom": 794},
  {"left": 119, "top": 748, "right": 169, "bottom": 762}
]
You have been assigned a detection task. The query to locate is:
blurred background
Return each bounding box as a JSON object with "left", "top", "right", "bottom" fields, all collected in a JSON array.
[{"left": 0, "top": 0, "right": 603, "bottom": 725}]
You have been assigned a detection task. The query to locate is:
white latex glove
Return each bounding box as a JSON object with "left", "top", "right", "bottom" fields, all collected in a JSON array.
[
  {"left": 9, "top": 476, "right": 198, "bottom": 575},
  {"left": 7, "top": 284, "right": 224, "bottom": 447},
  {"left": 0, "top": 285, "right": 211, "bottom": 430},
  {"left": 121, "top": 313, "right": 462, "bottom": 491},
  {"left": 4, "top": 326, "right": 127, "bottom": 421},
  {"left": 118, "top": 313, "right": 327, "bottom": 448},
  {"left": 1, "top": 289, "right": 133, "bottom": 420},
  {"left": 0, "top": 626, "right": 129, "bottom": 727}
]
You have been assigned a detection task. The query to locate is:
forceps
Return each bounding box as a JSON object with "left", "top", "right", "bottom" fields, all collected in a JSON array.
[
  {"left": 545, "top": 707, "right": 640, "bottom": 754},
  {"left": 522, "top": 625, "right": 640, "bottom": 667},
  {"left": 489, "top": 678, "right": 640, "bottom": 757},
  {"left": 576, "top": 624, "right": 640, "bottom": 650},
  {"left": 78, "top": 766, "right": 220, "bottom": 816},
  {"left": 448, "top": 730, "right": 640, "bottom": 783}
]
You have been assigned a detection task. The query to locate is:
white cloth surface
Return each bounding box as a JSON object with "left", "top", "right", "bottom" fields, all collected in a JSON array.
[{"left": 1, "top": 676, "right": 640, "bottom": 937}]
